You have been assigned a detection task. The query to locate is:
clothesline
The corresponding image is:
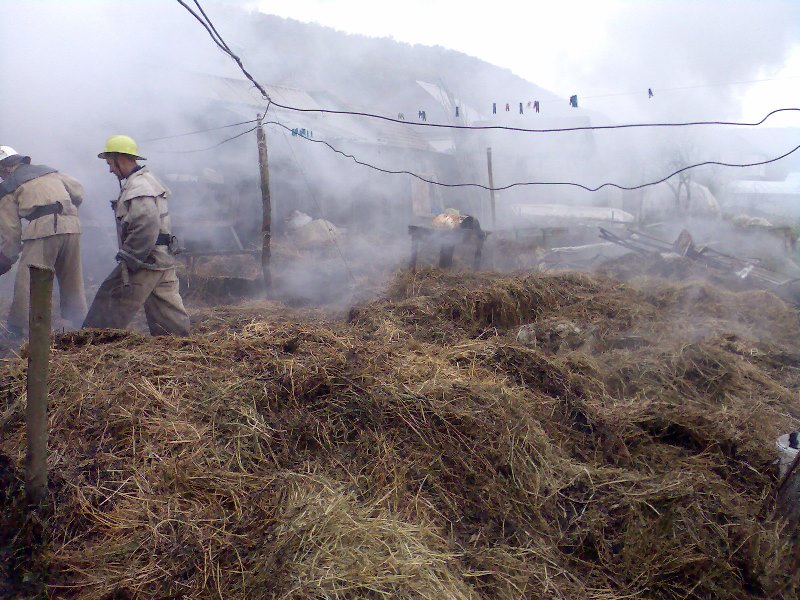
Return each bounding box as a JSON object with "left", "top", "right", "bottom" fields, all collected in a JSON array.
[
  {"left": 398, "top": 88, "right": 660, "bottom": 121},
  {"left": 397, "top": 73, "right": 799, "bottom": 121}
]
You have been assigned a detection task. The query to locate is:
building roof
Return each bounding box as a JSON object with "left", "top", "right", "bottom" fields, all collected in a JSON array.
[
  {"left": 189, "top": 73, "right": 442, "bottom": 153},
  {"left": 726, "top": 173, "right": 800, "bottom": 195}
]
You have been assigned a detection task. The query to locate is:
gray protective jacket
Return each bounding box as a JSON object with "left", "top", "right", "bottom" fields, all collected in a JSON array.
[
  {"left": 114, "top": 166, "right": 175, "bottom": 271},
  {"left": 0, "top": 164, "right": 83, "bottom": 263}
]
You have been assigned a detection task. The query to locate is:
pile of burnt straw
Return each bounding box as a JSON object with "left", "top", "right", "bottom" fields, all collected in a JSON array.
[{"left": 1, "top": 267, "right": 799, "bottom": 598}]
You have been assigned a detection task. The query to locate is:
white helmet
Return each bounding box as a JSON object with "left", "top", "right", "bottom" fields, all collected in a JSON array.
[{"left": 0, "top": 146, "right": 20, "bottom": 165}]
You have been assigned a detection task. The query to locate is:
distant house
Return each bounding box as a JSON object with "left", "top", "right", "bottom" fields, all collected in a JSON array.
[{"left": 722, "top": 172, "right": 800, "bottom": 221}]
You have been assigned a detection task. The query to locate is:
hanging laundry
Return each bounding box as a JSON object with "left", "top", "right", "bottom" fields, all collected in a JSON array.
[
  {"left": 569, "top": 95, "right": 578, "bottom": 108},
  {"left": 505, "top": 103, "right": 510, "bottom": 111},
  {"left": 519, "top": 102, "right": 524, "bottom": 114},
  {"left": 418, "top": 110, "right": 427, "bottom": 121},
  {"left": 492, "top": 102, "right": 496, "bottom": 114},
  {"left": 534, "top": 100, "right": 540, "bottom": 113},
  {"left": 455, "top": 106, "right": 460, "bottom": 117},
  {"left": 648, "top": 88, "right": 654, "bottom": 98},
  {"left": 291, "top": 128, "right": 298, "bottom": 136},
  {"left": 398, "top": 112, "right": 405, "bottom": 120}
]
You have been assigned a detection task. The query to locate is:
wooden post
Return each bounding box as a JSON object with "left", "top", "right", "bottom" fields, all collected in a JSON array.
[
  {"left": 26, "top": 266, "right": 53, "bottom": 504},
  {"left": 439, "top": 244, "right": 455, "bottom": 269},
  {"left": 486, "top": 147, "right": 496, "bottom": 230},
  {"left": 776, "top": 451, "right": 800, "bottom": 525},
  {"left": 256, "top": 114, "right": 272, "bottom": 292}
]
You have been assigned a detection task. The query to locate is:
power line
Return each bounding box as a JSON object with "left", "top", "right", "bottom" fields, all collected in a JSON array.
[
  {"left": 149, "top": 112, "right": 800, "bottom": 192},
  {"left": 146, "top": 112, "right": 800, "bottom": 195},
  {"left": 147, "top": 107, "right": 800, "bottom": 142},
  {"left": 264, "top": 119, "right": 800, "bottom": 193},
  {"left": 527, "top": 75, "right": 800, "bottom": 105},
  {"left": 175, "top": 0, "right": 800, "bottom": 193},
  {"left": 174, "top": 1, "right": 800, "bottom": 134},
  {"left": 149, "top": 125, "right": 259, "bottom": 153},
  {"left": 268, "top": 106, "right": 800, "bottom": 134},
  {"left": 579, "top": 75, "right": 800, "bottom": 101},
  {"left": 142, "top": 118, "right": 258, "bottom": 142},
  {"left": 176, "top": 0, "right": 271, "bottom": 101}
]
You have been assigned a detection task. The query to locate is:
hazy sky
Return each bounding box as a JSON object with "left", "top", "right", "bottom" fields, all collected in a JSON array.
[{"left": 249, "top": 0, "right": 800, "bottom": 125}]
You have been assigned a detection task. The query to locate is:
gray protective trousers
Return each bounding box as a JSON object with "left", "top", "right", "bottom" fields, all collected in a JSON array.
[{"left": 83, "top": 264, "right": 190, "bottom": 336}]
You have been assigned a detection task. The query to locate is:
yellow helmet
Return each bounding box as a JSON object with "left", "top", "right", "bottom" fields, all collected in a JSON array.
[{"left": 98, "top": 135, "right": 146, "bottom": 160}]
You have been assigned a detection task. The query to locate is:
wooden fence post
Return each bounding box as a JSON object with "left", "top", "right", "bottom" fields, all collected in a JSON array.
[
  {"left": 486, "top": 147, "right": 496, "bottom": 230},
  {"left": 25, "top": 265, "right": 54, "bottom": 504},
  {"left": 257, "top": 113, "right": 272, "bottom": 292}
]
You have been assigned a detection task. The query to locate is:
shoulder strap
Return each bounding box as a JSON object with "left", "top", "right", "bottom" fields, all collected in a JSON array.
[{"left": 2, "top": 164, "right": 58, "bottom": 195}]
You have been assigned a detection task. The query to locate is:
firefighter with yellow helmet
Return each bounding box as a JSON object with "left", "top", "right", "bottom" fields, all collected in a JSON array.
[
  {"left": 0, "top": 145, "right": 87, "bottom": 337},
  {"left": 82, "top": 135, "right": 190, "bottom": 335}
]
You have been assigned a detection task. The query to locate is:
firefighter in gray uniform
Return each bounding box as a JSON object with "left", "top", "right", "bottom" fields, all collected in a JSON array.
[
  {"left": 0, "top": 145, "right": 88, "bottom": 337},
  {"left": 83, "top": 135, "right": 190, "bottom": 336}
]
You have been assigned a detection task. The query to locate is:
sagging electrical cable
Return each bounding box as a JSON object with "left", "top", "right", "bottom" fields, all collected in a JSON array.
[
  {"left": 175, "top": 1, "right": 800, "bottom": 135},
  {"left": 150, "top": 114, "right": 800, "bottom": 193},
  {"left": 263, "top": 119, "right": 800, "bottom": 193},
  {"left": 146, "top": 107, "right": 800, "bottom": 141},
  {"left": 173, "top": 1, "right": 800, "bottom": 193},
  {"left": 142, "top": 119, "right": 259, "bottom": 143},
  {"left": 176, "top": 0, "right": 271, "bottom": 101},
  {"left": 149, "top": 126, "right": 259, "bottom": 153},
  {"left": 265, "top": 106, "right": 800, "bottom": 134}
]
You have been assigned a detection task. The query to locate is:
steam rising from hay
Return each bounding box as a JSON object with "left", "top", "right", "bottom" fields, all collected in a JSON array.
[{"left": 1, "top": 269, "right": 799, "bottom": 598}]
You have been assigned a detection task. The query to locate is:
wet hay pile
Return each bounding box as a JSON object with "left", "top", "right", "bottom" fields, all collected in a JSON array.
[{"left": 2, "top": 268, "right": 800, "bottom": 598}]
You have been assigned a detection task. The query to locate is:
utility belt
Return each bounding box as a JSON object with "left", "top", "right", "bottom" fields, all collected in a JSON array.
[
  {"left": 24, "top": 202, "right": 63, "bottom": 221},
  {"left": 24, "top": 202, "right": 63, "bottom": 232}
]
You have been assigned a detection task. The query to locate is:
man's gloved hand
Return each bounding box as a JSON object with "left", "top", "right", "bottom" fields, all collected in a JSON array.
[{"left": 0, "top": 254, "right": 14, "bottom": 276}]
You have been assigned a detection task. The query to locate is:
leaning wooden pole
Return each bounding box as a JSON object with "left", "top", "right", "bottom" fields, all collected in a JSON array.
[
  {"left": 26, "top": 265, "right": 54, "bottom": 504},
  {"left": 257, "top": 113, "right": 272, "bottom": 292},
  {"left": 486, "top": 147, "right": 496, "bottom": 230}
]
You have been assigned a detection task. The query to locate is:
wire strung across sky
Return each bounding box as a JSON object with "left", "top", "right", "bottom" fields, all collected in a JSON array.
[
  {"left": 174, "top": 1, "right": 800, "bottom": 133},
  {"left": 147, "top": 108, "right": 800, "bottom": 192},
  {"left": 142, "top": 119, "right": 258, "bottom": 143},
  {"left": 173, "top": 0, "right": 800, "bottom": 193},
  {"left": 147, "top": 108, "right": 800, "bottom": 140},
  {"left": 261, "top": 120, "right": 800, "bottom": 193}
]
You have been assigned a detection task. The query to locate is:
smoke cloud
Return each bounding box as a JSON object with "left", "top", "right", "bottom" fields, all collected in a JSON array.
[{"left": 1, "top": 0, "right": 799, "bottom": 304}]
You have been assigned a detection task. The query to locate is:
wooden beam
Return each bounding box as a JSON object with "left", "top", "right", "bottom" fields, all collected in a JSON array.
[
  {"left": 486, "top": 147, "right": 496, "bottom": 230},
  {"left": 257, "top": 114, "right": 272, "bottom": 292},
  {"left": 25, "top": 265, "right": 54, "bottom": 504}
]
